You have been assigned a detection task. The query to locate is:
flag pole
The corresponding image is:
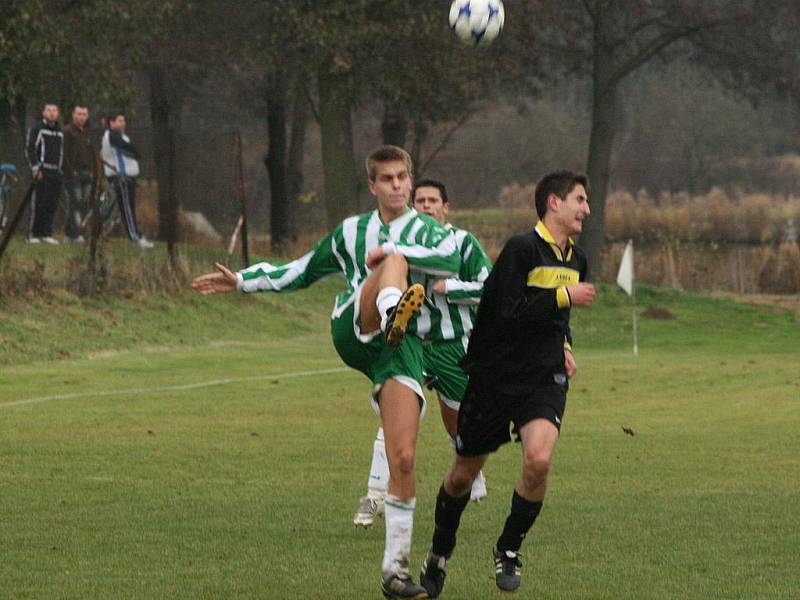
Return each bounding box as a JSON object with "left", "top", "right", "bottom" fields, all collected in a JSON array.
[
  {"left": 616, "top": 239, "right": 638, "bottom": 356},
  {"left": 631, "top": 257, "right": 638, "bottom": 356}
]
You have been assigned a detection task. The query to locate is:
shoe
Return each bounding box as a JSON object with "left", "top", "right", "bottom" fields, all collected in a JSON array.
[
  {"left": 353, "top": 495, "right": 385, "bottom": 527},
  {"left": 137, "top": 237, "right": 154, "bottom": 249},
  {"left": 381, "top": 572, "right": 429, "bottom": 599},
  {"left": 493, "top": 547, "right": 522, "bottom": 592},
  {"left": 470, "top": 470, "right": 487, "bottom": 503},
  {"left": 41, "top": 236, "right": 59, "bottom": 245},
  {"left": 27, "top": 237, "right": 41, "bottom": 244},
  {"left": 419, "top": 552, "right": 447, "bottom": 598},
  {"left": 66, "top": 235, "right": 85, "bottom": 243},
  {"left": 384, "top": 284, "right": 425, "bottom": 348}
]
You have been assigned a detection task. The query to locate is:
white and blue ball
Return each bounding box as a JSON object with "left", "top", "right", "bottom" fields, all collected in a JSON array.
[{"left": 449, "top": 0, "right": 505, "bottom": 47}]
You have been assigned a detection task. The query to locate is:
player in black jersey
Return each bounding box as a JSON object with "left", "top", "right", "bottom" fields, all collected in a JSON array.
[{"left": 420, "top": 171, "right": 596, "bottom": 596}]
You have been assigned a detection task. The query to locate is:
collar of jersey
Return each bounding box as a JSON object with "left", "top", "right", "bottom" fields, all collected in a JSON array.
[
  {"left": 535, "top": 221, "right": 574, "bottom": 262},
  {"left": 377, "top": 206, "right": 414, "bottom": 228}
]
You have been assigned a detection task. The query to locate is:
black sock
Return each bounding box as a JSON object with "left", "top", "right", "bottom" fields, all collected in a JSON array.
[
  {"left": 431, "top": 484, "right": 471, "bottom": 558},
  {"left": 496, "top": 491, "right": 543, "bottom": 553}
]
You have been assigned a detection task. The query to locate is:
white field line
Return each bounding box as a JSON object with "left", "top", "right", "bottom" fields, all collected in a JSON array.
[{"left": 0, "top": 366, "right": 350, "bottom": 409}]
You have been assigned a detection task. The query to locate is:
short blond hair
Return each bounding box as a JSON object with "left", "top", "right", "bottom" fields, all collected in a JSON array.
[{"left": 365, "top": 145, "right": 414, "bottom": 181}]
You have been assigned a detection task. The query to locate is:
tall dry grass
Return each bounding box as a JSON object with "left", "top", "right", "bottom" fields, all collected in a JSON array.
[{"left": 605, "top": 188, "right": 800, "bottom": 244}]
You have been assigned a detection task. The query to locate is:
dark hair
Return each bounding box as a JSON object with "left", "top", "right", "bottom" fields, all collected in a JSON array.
[
  {"left": 534, "top": 170, "right": 589, "bottom": 218},
  {"left": 412, "top": 178, "right": 449, "bottom": 204},
  {"left": 41, "top": 101, "right": 59, "bottom": 110},
  {"left": 365, "top": 145, "right": 413, "bottom": 180},
  {"left": 107, "top": 110, "right": 127, "bottom": 123}
]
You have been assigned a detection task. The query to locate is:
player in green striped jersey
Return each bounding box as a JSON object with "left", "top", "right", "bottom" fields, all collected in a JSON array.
[
  {"left": 192, "top": 146, "right": 458, "bottom": 599},
  {"left": 354, "top": 180, "right": 493, "bottom": 529}
]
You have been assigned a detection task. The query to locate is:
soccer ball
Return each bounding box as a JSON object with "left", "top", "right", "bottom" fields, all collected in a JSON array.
[{"left": 449, "top": 0, "right": 505, "bottom": 46}]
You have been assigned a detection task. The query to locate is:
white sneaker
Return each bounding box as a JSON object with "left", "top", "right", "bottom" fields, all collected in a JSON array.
[
  {"left": 76, "top": 235, "right": 85, "bottom": 243},
  {"left": 66, "top": 235, "right": 85, "bottom": 243},
  {"left": 27, "top": 237, "right": 41, "bottom": 244},
  {"left": 41, "top": 236, "right": 59, "bottom": 245},
  {"left": 137, "top": 237, "right": 154, "bottom": 249},
  {"left": 470, "top": 470, "right": 487, "bottom": 503},
  {"left": 353, "top": 494, "right": 385, "bottom": 527}
]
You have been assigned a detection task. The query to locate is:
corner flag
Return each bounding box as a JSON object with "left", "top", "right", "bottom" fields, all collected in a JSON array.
[
  {"left": 617, "top": 240, "right": 634, "bottom": 296},
  {"left": 616, "top": 240, "right": 638, "bottom": 355}
]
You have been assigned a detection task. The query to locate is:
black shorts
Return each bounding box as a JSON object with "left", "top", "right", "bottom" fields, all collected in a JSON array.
[{"left": 455, "top": 374, "right": 567, "bottom": 457}]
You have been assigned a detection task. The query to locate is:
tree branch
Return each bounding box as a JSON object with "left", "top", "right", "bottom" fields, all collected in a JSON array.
[
  {"left": 606, "top": 24, "right": 705, "bottom": 89},
  {"left": 581, "top": 0, "right": 598, "bottom": 23},
  {"left": 418, "top": 110, "right": 474, "bottom": 175},
  {"left": 301, "top": 78, "right": 320, "bottom": 124},
  {"left": 610, "top": 14, "right": 667, "bottom": 51}
]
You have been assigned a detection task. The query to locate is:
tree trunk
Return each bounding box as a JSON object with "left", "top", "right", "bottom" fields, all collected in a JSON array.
[
  {"left": 149, "top": 64, "right": 182, "bottom": 243},
  {"left": 318, "top": 66, "right": 360, "bottom": 229},
  {"left": 381, "top": 103, "right": 408, "bottom": 147},
  {"left": 264, "top": 70, "right": 291, "bottom": 253},
  {"left": 285, "top": 81, "right": 309, "bottom": 240},
  {"left": 582, "top": 31, "right": 618, "bottom": 280},
  {"left": 0, "top": 98, "right": 14, "bottom": 164},
  {"left": 0, "top": 96, "right": 27, "bottom": 173}
]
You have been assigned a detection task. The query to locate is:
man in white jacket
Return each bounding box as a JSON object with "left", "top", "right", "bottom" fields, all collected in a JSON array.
[{"left": 100, "top": 112, "right": 152, "bottom": 248}]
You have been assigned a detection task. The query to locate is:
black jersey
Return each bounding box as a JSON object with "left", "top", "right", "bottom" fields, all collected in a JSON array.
[{"left": 461, "top": 221, "right": 588, "bottom": 395}]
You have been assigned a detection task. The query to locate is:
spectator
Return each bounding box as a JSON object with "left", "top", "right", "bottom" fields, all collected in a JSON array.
[
  {"left": 62, "top": 104, "right": 96, "bottom": 242},
  {"left": 100, "top": 111, "right": 153, "bottom": 248},
  {"left": 26, "top": 102, "right": 64, "bottom": 244}
]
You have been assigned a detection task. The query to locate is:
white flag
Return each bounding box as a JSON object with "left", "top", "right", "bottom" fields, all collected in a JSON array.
[{"left": 616, "top": 240, "right": 634, "bottom": 296}]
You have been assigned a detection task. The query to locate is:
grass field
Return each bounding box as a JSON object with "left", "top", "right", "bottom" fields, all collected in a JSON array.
[{"left": 2, "top": 246, "right": 799, "bottom": 599}]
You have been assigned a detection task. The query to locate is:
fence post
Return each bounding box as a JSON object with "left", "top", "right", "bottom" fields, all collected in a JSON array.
[
  {"left": 235, "top": 130, "right": 249, "bottom": 268},
  {"left": 0, "top": 181, "right": 35, "bottom": 264}
]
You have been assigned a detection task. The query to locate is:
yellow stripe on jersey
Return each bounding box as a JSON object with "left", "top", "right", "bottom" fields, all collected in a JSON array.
[
  {"left": 556, "top": 286, "right": 571, "bottom": 309},
  {"left": 527, "top": 266, "right": 580, "bottom": 288}
]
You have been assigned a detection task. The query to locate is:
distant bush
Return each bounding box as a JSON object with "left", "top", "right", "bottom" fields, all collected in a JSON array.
[{"left": 606, "top": 188, "right": 799, "bottom": 244}]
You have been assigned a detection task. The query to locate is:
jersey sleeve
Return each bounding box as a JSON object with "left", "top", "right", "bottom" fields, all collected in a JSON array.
[
  {"left": 443, "top": 232, "right": 492, "bottom": 305},
  {"left": 564, "top": 249, "right": 588, "bottom": 351},
  {"left": 27, "top": 124, "right": 41, "bottom": 173},
  {"left": 236, "top": 231, "right": 343, "bottom": 293},
  {"left": 495, "top": 236, "right": 564, "bottom": 327},
  {"left": 381, "top": 221, "right": 459, "bottom": 276}
]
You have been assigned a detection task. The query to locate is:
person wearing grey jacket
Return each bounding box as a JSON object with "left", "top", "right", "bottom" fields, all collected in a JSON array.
[{"left": 100, "top": 111, "right": 152, "bottom": 248}]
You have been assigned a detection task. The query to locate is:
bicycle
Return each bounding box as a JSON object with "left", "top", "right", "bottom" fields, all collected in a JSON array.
[
  {"left": 0, "top": 163, "right": 18, "bottom": 234},
  {"left": 82, "top": 161, "right": 128, "bottom": 236}
]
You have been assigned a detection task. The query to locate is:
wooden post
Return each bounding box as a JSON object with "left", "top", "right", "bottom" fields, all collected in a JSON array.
[
  {"left": 0, "top": 181, "right": 35, "bottom": 263},
  {"left": 235, "top": 130, "right": 249, "bottom": 268}
]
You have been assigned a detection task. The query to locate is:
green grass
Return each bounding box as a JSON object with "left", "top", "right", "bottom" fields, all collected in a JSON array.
[{"left": 1, "top": 252, "right": 799, "bottom": 598}]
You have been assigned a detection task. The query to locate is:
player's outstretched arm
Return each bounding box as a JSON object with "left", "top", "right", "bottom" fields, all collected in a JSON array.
[{"left": 191, "top": 262, "right": 238, "bottom": 295}]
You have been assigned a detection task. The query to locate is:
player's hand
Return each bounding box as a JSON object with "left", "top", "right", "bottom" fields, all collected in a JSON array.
[
  {"left": 432, "top": 280, "right": 447, "bottom": 294},
  {"left": 367, "top": 247, "right": 386, "bottom": 269},
  {"left": 567, "top": 283, "right": 596, "bottom": 306},
  {"left": 564, "top": 349, "right": 577, "bottom": 378},
  {"left": 191, "top": 262, "right": 238, "bottom": 295},
  {"left": 34, "top": 170, "right": 43, "bottom": 180}
]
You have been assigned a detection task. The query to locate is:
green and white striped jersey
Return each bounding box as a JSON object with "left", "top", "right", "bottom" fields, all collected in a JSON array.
[
  {"left": 418, "top": 224, "right": 492, "bottom": 342},
  {"left": 235, "top": 208, "right": 460, "bottom": 339}
]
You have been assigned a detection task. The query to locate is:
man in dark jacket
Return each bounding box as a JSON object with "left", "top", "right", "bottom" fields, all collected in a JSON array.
[
  {"left": 62, "top": 105, "right": 96, "bottom": 242},
  {"left": 419, "top": 171, "right": 596, "bottom": 597},
  {"left": 27, "top": 102, "right": 64, "bottom": 244}
]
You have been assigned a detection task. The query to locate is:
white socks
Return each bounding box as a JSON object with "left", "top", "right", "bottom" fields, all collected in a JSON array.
[
  {"left": 367, "top": 427, "right": 389, "bottom": 497},
  {"left": 382, "top": 494, "right": 416, "bottom": 576},
  {"left": 377, "top": 287, "right": 403, "bottom": 332}
]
